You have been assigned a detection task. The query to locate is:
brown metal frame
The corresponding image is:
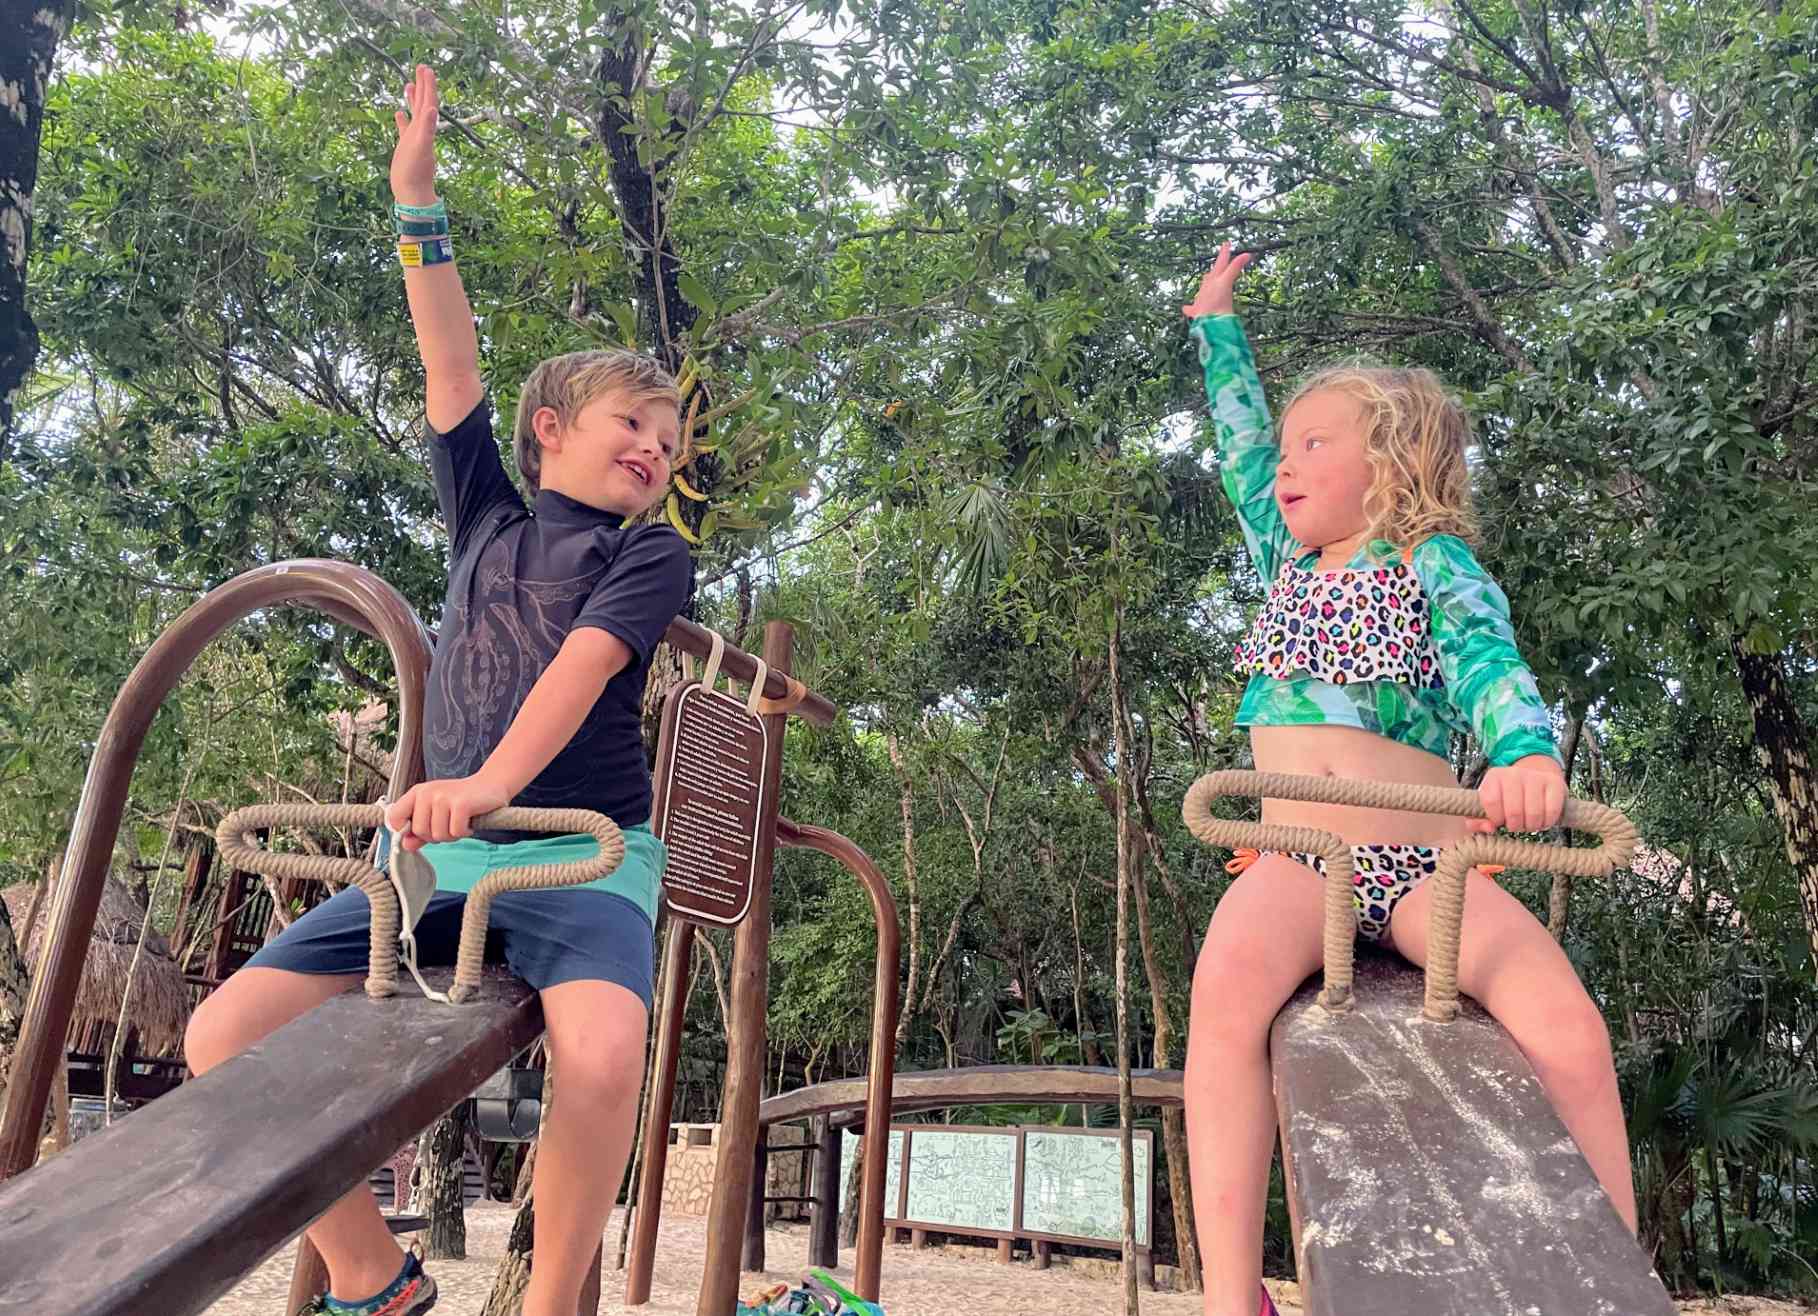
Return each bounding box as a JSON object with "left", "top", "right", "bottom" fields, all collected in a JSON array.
[
  {"left": 624, "top": 635, "right": 900, "bottom": 1311},
  {"left": 0, "top": 559, "right": 434, "bottom": 1179},
  {"left": 0, "top": 558, "right": 890, "bottom": 1315},
  {"left": 745, "top": 818, "right": 899, "bottom": 1293}
]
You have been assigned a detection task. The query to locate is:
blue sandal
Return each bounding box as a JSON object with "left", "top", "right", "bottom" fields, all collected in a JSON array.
[{"left": 297, "top": 1249, "right": 437, "bottom": 1316}]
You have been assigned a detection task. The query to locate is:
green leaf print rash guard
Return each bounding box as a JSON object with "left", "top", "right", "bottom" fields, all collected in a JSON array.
[{"left": 1191, "top": 313, "right": 1559, "bottom": 768}]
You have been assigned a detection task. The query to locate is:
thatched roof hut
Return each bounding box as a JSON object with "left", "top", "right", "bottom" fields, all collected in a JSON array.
[{"left": 2, "top": 877, "right": 192, "bottom": 1059}]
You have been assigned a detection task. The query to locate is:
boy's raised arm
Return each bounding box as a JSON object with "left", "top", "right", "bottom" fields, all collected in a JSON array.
[{"left": 392, "top": 65, "right": 483, "bottom": 433}]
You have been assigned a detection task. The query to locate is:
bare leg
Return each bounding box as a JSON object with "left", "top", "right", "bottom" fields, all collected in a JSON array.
[
  {"left": 1391, "top": 871, "right": 1638, "bottom": 1230},
  {"left": 1184, "top": 856, "right": 1328, "bottom": 1316},
  {"left": 521, "top": 979, "right": 649, "bottom": 1316},
  {"left": 185, "top": 967, "right": 407, "bottom": 1299}
]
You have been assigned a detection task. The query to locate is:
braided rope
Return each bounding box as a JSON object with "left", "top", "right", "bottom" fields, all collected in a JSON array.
[
  {"left": 215, "top": 802, "right": 623, "bottom": 1003},
  {"left": 1180, "top": 770, "right": 1639, "bottom": 1020}
]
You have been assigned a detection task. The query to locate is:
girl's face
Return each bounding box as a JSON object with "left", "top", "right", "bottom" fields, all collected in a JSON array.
[{"left": 1277, "top": 388, "right": 1374, "bottom": 551}]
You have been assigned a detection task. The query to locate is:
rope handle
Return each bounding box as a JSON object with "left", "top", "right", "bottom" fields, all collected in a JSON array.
[
  {"left": 215, "top": 802, "right": 623, "bottom": 1003},
  {"left": 1180, "top": 770, "right": 1639, "bottom": 1020}
]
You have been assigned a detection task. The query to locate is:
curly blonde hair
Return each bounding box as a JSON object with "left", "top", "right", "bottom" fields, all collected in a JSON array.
[{"left": 1281, "top": 363, "right": 1479, "bottom": 549}]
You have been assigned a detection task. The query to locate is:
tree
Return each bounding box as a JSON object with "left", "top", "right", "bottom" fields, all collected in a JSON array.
[{"left": 0, "top": 0, "right": 75, "bottom": 457}]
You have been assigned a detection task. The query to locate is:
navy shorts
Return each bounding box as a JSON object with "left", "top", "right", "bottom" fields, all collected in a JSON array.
[{"left": 245, "top": 886, "right": 656, "bottom": 1009}]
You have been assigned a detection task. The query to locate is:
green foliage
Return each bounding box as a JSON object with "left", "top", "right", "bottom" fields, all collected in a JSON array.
[{"left": 11, "top": 0, "right": 1818, "bottom": 1292}]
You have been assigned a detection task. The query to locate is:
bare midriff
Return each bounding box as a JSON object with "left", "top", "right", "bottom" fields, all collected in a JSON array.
[{"left": 1248, "top": 724, "right": 1474, "bottom": 848}]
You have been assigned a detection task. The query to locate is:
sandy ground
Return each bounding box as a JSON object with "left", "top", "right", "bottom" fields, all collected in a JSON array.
[
  {"left": 203, "top": 1202, "right": 1267, "bottom": 1315},
  {"left": 202, "top": 1202, "right": 1809, "bottom": 1315}
]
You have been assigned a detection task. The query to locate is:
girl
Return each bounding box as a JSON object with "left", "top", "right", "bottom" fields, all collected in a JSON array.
[{"left": 1179, "top": 245, "right": 1635, "bottom": 1316}]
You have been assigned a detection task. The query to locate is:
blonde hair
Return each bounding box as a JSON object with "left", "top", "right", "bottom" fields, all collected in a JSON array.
[
  {"left": 511, "top": 349, "right": 681, "bottom": 493},
  {"left": 1281, "top": 363, "right": 1479, "bottom": 548}
]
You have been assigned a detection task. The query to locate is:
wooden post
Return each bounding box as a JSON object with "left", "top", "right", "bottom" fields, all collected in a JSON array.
[
  {"left": 284, "top": 1241, "right": 329, "bottom": 1314},
  {"left": 168, "top": 843, "right": 214, "bottom": 964},
  {"left": 744, "top": 1133, "right": 769, "bottom": 1272},
  {"left": 996, "top": 1237, "right": 1013, "bottom": 1264},
  {"left": 578, "top": 1241, "right": 603, "bottom": 1316},
  {"left": 204, "top": 870, "right": 248, "bottom": 982},
  {"left": 1033, "top": 1239, "right": 1052, "bottom": 1270},
  {"left": 910, "top": 1228, "right": 927, "bottom": 1249},
  {"left": 624, "top": 920, "right": 694, "bottom": 1305},
  {"left": 695, "top": 623, "right": 792, "bottom": 1316},
  {"left": 808, "top": 1117, "right": 841, "bottom": 1267}
]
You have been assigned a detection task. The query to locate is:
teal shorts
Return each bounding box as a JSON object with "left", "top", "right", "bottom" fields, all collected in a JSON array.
[
  {"left": 244, "top": 824, "right": 666, "bottom": 1007},
  {"left": 415, "top": 823, "right": 666, "bottom": 924}
]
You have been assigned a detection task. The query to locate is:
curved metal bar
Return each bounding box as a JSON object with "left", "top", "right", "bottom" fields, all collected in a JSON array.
[
  {"left": 775, "top": 816, "right": 900, "bottom": 1302},
  {"left": 0, "top": 560, "right": 432, "bottom": 1179}
]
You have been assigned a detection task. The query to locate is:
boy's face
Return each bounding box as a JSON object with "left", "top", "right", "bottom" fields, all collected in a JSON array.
[{"left": 534, "top": 387, "right": 681, "bottom": 517}]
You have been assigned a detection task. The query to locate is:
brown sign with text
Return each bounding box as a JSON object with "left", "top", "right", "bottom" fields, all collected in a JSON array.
[{"left": 651, "top": 682, "right": 769, "bottom": 925}]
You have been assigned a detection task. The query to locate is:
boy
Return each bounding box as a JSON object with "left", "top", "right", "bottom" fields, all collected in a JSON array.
[{"left": 184, "top": 64, "right": 692, "bottom": 1316}]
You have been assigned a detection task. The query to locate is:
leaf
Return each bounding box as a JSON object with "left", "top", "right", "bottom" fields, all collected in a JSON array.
[
  {"left": 664, "top": 492, "right": 701, "bottom": 544},
  {"left": 675, "top": 271, "right": 718, "bottom": 316},
  {"left": 605, "top": 303, "right": 638, "bottom": 346}
]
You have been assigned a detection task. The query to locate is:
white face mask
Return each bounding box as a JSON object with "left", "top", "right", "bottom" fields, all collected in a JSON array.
[{"left": 380, "top": 808, "right": 450, "bottom": 1003}]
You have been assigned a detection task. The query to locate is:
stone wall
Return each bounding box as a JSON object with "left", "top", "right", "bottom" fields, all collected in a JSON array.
[{"left": 660, "top": 1123, "right": 719, "bottom": 1216}]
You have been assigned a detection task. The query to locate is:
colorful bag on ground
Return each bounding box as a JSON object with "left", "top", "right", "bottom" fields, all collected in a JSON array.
[{"left": 735, "top": 1270, "right": 883, "bottom": 1316}]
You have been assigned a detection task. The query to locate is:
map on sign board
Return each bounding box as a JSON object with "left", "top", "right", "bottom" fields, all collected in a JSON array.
[
  {"left": 652, "top": 682, "right": 768, "bottom": 925},
  {"left": 901, "top": 1128, "right": 1017, "bottom": 1233},
  {"left": 838, "top": 1128, "right": 904, "bottom": 1219},
  {"left": 1019, "top": 1128, "right": 1151, "bottom": 1246}
]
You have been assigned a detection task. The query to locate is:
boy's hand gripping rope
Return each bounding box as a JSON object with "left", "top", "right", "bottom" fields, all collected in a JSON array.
[
  {"left": 1180, "top": 771, "right": 1639, "bottom": 1021},
  {"left": 214, "top": 803, "right": 624, "bottom": 1003}
]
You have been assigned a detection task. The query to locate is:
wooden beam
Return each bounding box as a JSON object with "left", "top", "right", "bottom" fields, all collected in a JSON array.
[
  {"left": 758, "top": 1065, "right": 1185, "bottom": 1128},
  {"left": 1272, "top": 952, "right": 1674, "bottom": 1316},
  {"left": 0, "top": 968, "right": 541, "bottom": 1316}
]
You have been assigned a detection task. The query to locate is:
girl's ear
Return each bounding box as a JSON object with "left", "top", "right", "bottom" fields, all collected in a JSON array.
[{"left": 531, "top": 405, "right": 564, "bottom": 453}]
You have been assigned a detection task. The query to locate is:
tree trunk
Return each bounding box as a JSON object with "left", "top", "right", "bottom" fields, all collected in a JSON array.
[
  {"left": 1730, "top": 637, "right": 1818, "bottom": 981},
  {"left": 594, "top": 38, "right": 698, "bottom": 364},
  {"left": 416, "top": 1102, "right": 470, "bottom": 1260},
  {"left": 1073, "top": 737, "right": 1201, "bottom": 1290},
  {"left": 0, "top": 884, "right": 29, "bottom": 1110},
  {"left": 511, "top": 1139, "right": 537, "bottom": 1206},
  {"left": 480, "top": 1192, "right": 535, "bottom": 1316},
  {"left": 887, "top": 734, "right": 923, "bottom": 1049},
  {"left": 640, "top": 640, "right": 690, "bottom": 763},
  {"left": 838, "top": 1131, "right": 865, "bottom": 1249},
  {"left": 490, "top": 1055, "right": 557, "bottom": 1300},
  {"left": 0, "top": 0, "right": 75, "bottom": 457},
  {"left": 1126, "top": 815, "right": 1199, "bottom": 1290},
  {"left": 1705, "top": 1142, "right": 1727, "bottom": 1264},
  {"left": 1547, "top": 709, "right": 1588, "bottom": 940},
  {"left": 1068, "top": 878, "right": 1103, "bottom": 1067},
  {"left": 1108, "top": 618, "right": 1141, "bottom": 1316}
]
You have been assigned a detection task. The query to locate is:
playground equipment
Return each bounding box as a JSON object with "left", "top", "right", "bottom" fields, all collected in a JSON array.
[
  {"left": 0, "top": 558, "right": 898, "bottom": 1316},
  {"left": 1182, "top": 769, "right": 1674, "bottom": 1316},
  {"left": 738, "top": 770, "right": 1669, "bottom": 1312}
]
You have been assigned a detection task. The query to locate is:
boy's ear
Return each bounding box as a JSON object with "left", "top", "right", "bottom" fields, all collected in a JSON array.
[{"left": 531, "top": 405, "right": 565, "bottom": 452}]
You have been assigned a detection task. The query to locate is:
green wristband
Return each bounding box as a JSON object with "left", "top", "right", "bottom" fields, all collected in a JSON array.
[
  {"left": 396, "top": 216, "right": 450, "bottom": 237},
  {"left": 393, "top": 198, "right": 448, "bottom": 220}
]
